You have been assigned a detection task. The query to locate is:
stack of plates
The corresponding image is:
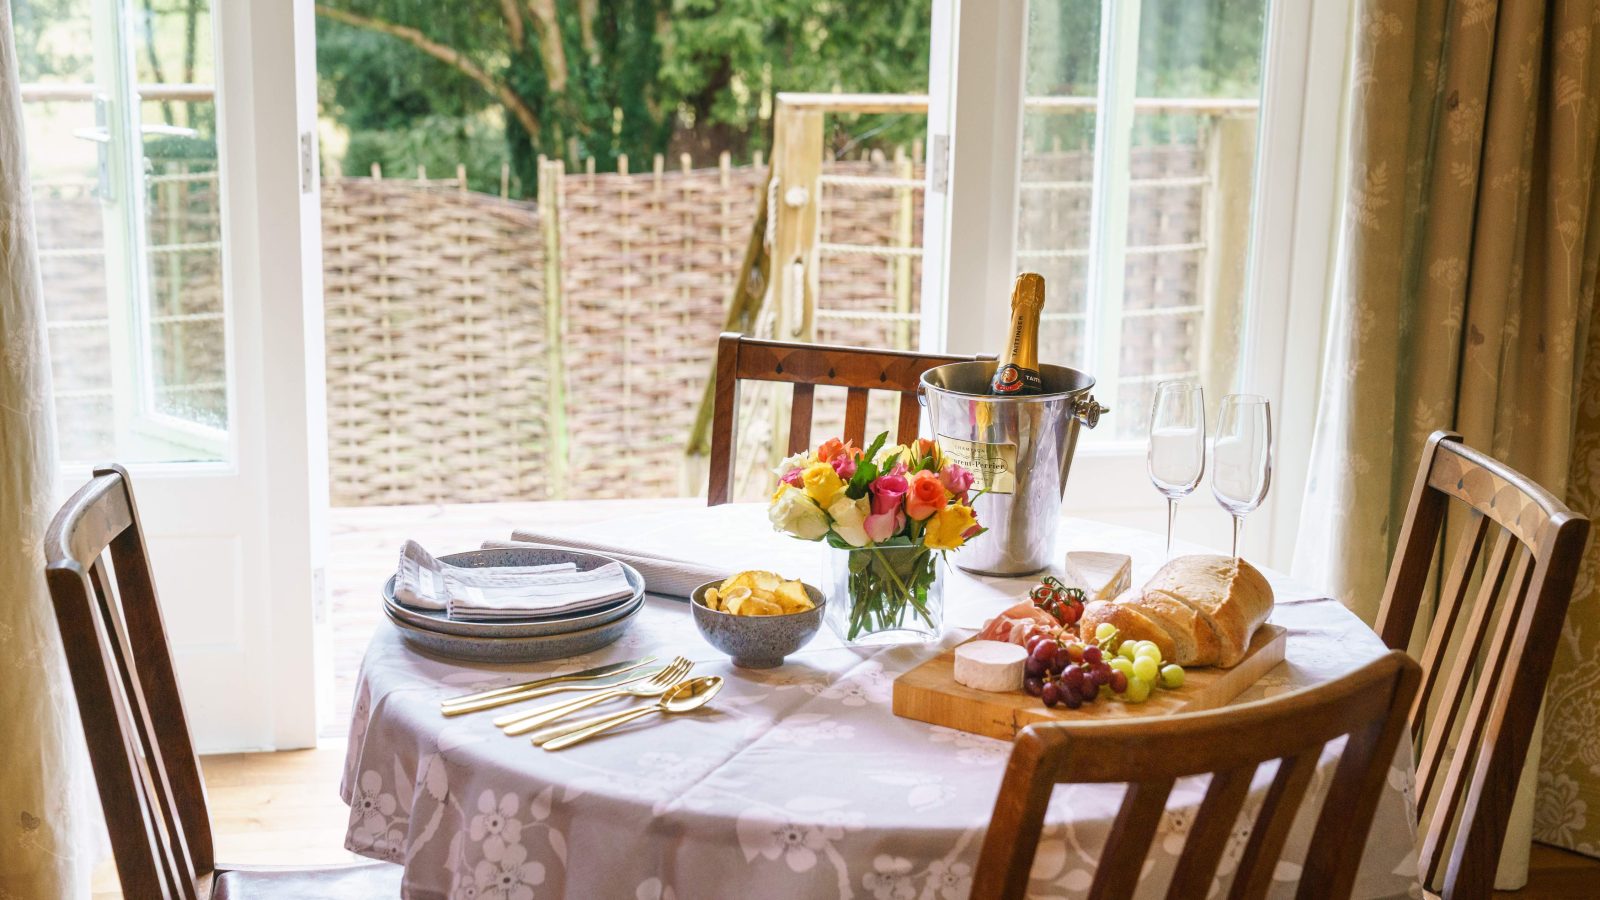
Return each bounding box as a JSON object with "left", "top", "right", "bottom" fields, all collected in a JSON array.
[{"left": 382, "top": 547, "right": 646, "bottom": 662}]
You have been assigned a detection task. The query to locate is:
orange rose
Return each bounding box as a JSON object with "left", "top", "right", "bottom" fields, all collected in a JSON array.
[
  {"left": 906, "top": 469, "right": 949, "bottom": 521},
  {"left": 816, "top": 437, "right": 860, "bottom": 463}
]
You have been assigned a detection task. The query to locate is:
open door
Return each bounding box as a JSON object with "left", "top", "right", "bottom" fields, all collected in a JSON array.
[{"left": 24, "top": 0, "right": 326, "bottom": 750}]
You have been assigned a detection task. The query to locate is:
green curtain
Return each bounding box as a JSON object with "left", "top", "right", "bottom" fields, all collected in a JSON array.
[
  {"left": 1294, "top": 0, "right": 1600, "bottom": 876},
  {"left": 0, "top": 1, "right": 95, "bottom": 895}
]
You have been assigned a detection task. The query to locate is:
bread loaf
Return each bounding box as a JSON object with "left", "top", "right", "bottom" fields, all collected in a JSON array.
[{"left": 1079, "top": 555, "right": 1273, "bottom": 667}]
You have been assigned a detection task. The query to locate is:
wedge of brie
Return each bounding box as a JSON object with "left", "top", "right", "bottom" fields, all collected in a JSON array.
[
  {"left": 953, "top": 640, "right": 1027, "bottom": 693},
  {"left": 1062, "top": 551, "right": 1132, "bottom": 602}
]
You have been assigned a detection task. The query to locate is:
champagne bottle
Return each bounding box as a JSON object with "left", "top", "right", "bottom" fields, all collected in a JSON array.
[{"left": 990, "top": 272, "right": 1045, "bottom": 396}]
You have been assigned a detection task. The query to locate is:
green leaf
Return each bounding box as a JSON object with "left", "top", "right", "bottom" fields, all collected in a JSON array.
[{"left": 862, "top": 431, "right": 890, "bottom": 464}]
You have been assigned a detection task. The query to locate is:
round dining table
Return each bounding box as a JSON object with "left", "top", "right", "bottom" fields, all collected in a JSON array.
[{"left": 340, "top": 502, "right": 1422, "bottom": 900}]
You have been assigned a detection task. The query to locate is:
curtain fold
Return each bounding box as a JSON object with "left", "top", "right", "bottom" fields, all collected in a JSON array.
[
  {"left": 1295, "top": 0, "right": 1600, "bottom": 877},
  {"left": 0, "top": 2, "right": 95, "bottom": 896}
]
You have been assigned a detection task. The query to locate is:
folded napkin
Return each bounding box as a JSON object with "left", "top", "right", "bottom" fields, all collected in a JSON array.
[
  {"left": 494, "top": 532, "right": 731, "bottom": 600},
  {"left": 393, "top": 540, "right": 635, "bottom": 620}
]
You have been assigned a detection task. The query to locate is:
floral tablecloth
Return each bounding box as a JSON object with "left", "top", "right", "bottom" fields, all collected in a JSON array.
[{"left": 341, "top": 504, "right": 1421, "bottom": 900}]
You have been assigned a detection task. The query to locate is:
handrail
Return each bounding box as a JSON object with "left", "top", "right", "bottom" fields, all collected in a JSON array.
[{"left": 774, "top": 91, "right": 1260, "bottom": 116}]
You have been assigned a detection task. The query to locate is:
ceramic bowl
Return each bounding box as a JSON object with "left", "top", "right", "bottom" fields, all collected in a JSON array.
[{"left": 690, "top": 580, "right": 825, "bottom": 669}]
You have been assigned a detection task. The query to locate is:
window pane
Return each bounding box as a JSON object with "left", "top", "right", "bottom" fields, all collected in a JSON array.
[
  {"left": 20, "top": 0, "right": 229, "bottom": 463},
  {"left": 1017, "top": 0, "right": 1267, "bottom": 441}
]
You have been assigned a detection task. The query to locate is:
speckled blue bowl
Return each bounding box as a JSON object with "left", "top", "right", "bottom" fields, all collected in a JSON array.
[{"left": 690, "top": 580, "right": 825, "bottom": 669}]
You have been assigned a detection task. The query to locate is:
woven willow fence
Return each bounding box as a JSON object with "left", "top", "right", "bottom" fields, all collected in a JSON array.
[{"left": 322, "top": 153, "right": 932, "bottom": 506}]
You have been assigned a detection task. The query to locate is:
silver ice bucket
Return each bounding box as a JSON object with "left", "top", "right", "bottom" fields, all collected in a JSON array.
[{"left": 920, "top": 361, "right": 1107, "bottom": 576}]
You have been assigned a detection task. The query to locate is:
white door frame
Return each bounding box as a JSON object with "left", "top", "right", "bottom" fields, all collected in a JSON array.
[
  {"left": 921, "top": 0, "right": 1351, "bottom": 571},
  {"left": 217, "top": 0, "right": 329, "bottom": 748}
]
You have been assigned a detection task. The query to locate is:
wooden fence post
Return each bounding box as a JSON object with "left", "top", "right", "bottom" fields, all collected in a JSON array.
[
  {"left": 893, "top": 145, "right": 915, "bottom": 350},
  {"left": 771, "top": 99, "right": 823, "bottom": 343},
  {"left": 1198, "top": 113, "right": 1255, "bottom": 405},
  {"left": 539, "top": 157, "right": 570, "bottom": 498}
]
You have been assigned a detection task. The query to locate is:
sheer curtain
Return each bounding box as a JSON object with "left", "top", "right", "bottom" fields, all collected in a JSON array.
[
  {"left": 1294, "top": 0, "right": 1600, "bottom": 888},
  {"left": 0, "top": 2, "right": 95, "bottom": 896}
]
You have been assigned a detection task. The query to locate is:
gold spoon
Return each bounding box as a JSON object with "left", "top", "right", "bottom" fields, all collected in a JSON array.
[{"left": 538, "top": 676, "right": 724, "bottom": 751}]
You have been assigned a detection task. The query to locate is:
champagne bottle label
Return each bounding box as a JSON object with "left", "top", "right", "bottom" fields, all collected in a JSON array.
[{"left": 991, "top": 363, "right": 1042, "bottom": 395}]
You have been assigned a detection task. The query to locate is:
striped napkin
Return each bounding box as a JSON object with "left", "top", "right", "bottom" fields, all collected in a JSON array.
[{"left": 393, "top": 540, "right": 635, "bottom": 620}]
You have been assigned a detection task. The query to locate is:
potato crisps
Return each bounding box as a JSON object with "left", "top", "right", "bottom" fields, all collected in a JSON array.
[{"left": 702, "top": 570, "right": 815, "bottom": 616}]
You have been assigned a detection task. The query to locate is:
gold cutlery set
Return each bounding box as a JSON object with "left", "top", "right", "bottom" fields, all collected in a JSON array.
[{"left": 439, "top": 655, "right": 723, "bottom": 749}]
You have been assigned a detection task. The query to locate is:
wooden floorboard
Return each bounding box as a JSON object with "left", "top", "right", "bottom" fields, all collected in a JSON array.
[{"left": 89, "top": 747, "right": 1600, "bottom": 898}]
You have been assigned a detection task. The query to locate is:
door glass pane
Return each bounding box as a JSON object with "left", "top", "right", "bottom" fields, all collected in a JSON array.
[
  {"left": 1017, "top": 0, "right": 1101, "bottom": 380},
  {"left": 17, "top": 0, "right": 228, "bottom": 463},
  {"left": 1018, "top": 0, "right": 1268, "bottom": 442}
]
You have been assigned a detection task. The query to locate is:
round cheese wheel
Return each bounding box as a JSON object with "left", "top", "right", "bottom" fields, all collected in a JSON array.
[{"left": 953, "top": 640, "right": 1027, "bottom": 693}]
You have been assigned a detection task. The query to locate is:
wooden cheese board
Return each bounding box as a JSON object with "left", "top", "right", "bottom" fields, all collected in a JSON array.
[{"left": 892, "top": 624, "right": 1287, "bottom": 741}]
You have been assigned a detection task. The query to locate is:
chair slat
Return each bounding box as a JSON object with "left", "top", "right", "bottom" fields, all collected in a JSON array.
[
  {"left": 788, "top": 383, "right": 815, "bottom": 454},
  {"left": 843, "top": 387, "right": 869, "bottom": 447},
  {"left": 1091, "top": 779, "right": 1175, "bottom": 900},
  {"left": 896, "top": 391, "right": 921, "bottom": 444},
  {"left": 1416, "top": 539, "right": 1521, "bottom": 806},
  {"left": 1420, "top": 545, "right": 1535, "bottom": 890},
  {"left": 1227, "top": 751, "right": 1319, "bottom": 900},
  {"left": 1412, "top": 520, "right": 1503, "bottom": 743},
  {"left": 1166, "top": 767, "right": 1255, "bottom": 899}
]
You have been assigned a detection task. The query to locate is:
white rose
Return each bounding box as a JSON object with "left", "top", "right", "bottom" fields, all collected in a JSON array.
[
  {"left": 827, "top": 495, "right": 873, "bottom": 547},
  {"left": 769, "top": 486, "right": 830, "bottom": 540},
  {"left": 773, "top": 451, "right": 811, "bottom": 479}
]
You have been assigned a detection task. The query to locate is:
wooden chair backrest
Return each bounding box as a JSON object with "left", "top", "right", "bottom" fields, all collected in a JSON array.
[
  {"left": 43, "top": 465, "right": 212, "bottom": 900},
  {"left": 1375, "top": 430, "right": 1590, "bottom": 898},
  {"left": 973, "top": 651, "right": 1421, "bottom": 900},
  {"left": 707, "top": 332, "right": 981, "bottom": 505}
]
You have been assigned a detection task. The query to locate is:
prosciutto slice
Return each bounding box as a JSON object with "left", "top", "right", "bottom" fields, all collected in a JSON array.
[{"left": 976, "top": 602, "right": 1062, "bottom": 645}]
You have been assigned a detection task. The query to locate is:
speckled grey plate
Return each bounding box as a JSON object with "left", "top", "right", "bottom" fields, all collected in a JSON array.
[
  {"left": 384, "top": 598, "right": 642, "bottom": 663},
  {"left": 382, "top": 548, "right": 645, "bottom": 639}
]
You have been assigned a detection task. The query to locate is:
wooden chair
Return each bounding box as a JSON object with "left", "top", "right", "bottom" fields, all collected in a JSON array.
[
  {"left": 707, "top": 332, "right": 983, "bottom": 504},
  {"left": 973, "top": 650, "right": 1422, "bottom": 900},
  {"left": 1374, "top": 430, "right": 1590, "bottom": 898},
  {"left": 43, "top": 465, "right": 399, "bottom": 900}
]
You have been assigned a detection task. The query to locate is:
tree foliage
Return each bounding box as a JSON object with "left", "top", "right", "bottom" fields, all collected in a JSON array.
[{"left": 315, "top": 0, "right": 932, "bottom": 196}]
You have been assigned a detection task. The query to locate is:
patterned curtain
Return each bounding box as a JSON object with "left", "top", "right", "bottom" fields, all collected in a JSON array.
[
  {"left": 1293, "top": 0, "right": 1600, "bottom": 879},
  {"left": 0, "top": 2, "right": 95, "bottom": 896}
]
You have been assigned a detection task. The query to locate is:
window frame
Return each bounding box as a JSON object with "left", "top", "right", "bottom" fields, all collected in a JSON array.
[{"left": 921, "top": 0, "right": 1352, "bottom": 568}]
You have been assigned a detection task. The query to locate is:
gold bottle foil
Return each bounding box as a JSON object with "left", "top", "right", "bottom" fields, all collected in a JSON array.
[{"left": 990, "top": 272, "right": 1045, "bottom": 396}]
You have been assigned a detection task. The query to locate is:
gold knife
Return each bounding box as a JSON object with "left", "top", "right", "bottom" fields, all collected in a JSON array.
[{"left": 440, "top": 656, "right": 656, "bottom": 712}]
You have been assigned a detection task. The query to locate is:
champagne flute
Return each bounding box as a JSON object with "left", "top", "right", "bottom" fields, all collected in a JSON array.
[
  {"left": 1212, "top": 394, "right": 1273, "bottom": 557},
  {"left": 1147, "top": 381, "right": 1206, "bottom": 558}
]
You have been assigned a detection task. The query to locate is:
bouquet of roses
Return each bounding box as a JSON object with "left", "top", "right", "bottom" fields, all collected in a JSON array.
[{"left": 769, "top": 431, "right": 984, "bottom": 639}]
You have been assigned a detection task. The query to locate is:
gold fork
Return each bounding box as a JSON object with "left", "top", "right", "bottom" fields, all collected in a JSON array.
[{"left": 496, "top": 656, "right": 693, "bottom": 736}]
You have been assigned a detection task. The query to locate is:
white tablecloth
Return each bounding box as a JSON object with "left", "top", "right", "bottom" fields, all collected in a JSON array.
[{"left": 341, "top": 504, "right": 1421, "bottom": 900}]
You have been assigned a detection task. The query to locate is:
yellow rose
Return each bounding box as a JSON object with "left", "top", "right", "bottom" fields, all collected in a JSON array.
[
  {"left": 924, "top": 503, "right": 978, "bottom": 551},
  {"left": 801, "top": 461, "right": 846, "bottom": 507}
]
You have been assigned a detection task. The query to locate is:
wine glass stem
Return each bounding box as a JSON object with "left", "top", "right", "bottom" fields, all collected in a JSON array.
[
  {"left": 1165, "top": 498, "right": 1177, "bottom": 559},
  {"left": 1231, "top": 515, "right": 1243, "bottom": 557}
]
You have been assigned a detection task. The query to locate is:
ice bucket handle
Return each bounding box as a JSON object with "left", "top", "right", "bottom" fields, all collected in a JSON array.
[{"left": 1074, "top": 395, "right": 1109, "bottom": 429}]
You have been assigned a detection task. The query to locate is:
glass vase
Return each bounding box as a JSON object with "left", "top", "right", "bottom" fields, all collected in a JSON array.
[{"left": 825, "top": 544, "right": 945, "bottom": 645}]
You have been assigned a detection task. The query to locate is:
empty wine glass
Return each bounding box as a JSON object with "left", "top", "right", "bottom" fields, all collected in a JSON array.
[
  {"left": 1148, "top": 381, "right": 1206, "bottom": 558},
  {"left": 1212, "top": 394, "right": 1273, "bottom": 557}
]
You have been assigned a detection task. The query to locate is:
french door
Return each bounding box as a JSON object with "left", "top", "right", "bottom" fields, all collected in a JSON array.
[
  {"left": 24, "top": 0, "right": 326, "bottom": 750},
  {"left": 921, "top": 0, "right": 1347, "bottom": 569}
]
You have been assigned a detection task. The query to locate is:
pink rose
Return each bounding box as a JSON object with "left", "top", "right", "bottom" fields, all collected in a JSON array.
[
  {"left": 906, "top": 470, "right": 949, "bottom": 521},
  {"left": 832, "top": 454, "right": 857, "bottom": 480},
  {"left": 869, "top": 472, "right": 908, "bottom": 516},
  {"left": 781, "top": 468, "right": 803, "bottom": 487},
  {"left": 865, "top": 509, "right": 905, "bottom": 543},
  {"left": 939, "top": 463, "right": 975, "bottom": 504}
]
